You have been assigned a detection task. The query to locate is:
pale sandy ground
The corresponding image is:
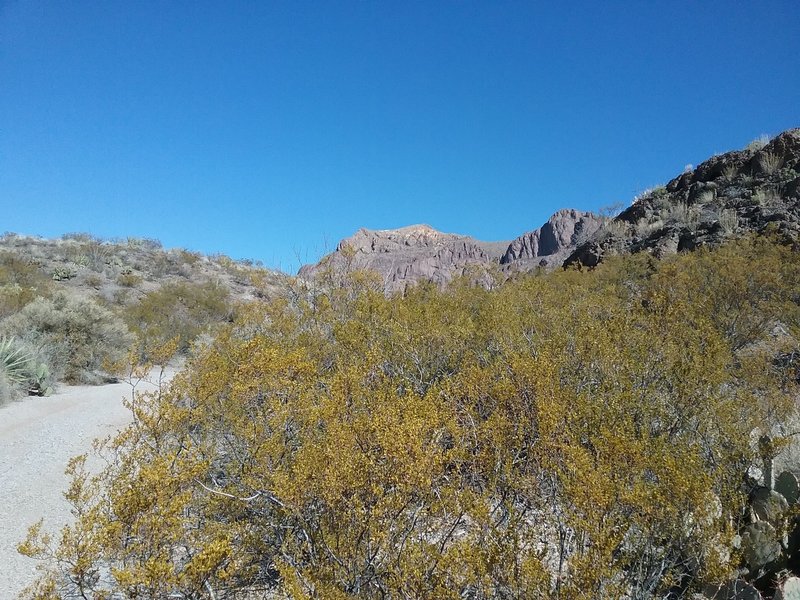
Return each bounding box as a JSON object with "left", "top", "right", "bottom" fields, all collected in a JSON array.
[{"left": 0, "top": 372, "right": 173, "bottom": 599}]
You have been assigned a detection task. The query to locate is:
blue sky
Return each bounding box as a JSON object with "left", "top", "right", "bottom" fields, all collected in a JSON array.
[{"left": 1, "top": 1, "right": 798, "bottom": 272}]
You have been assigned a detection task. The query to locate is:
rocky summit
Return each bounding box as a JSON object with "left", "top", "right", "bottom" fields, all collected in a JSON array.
[
  {"left": 298, "top": 224, "right": 509, "bottom": 294},
  {"left": 500, "top": 209, "right": 603, "bottom": 269},
  {"left": 300, "top": 210, "right": 600, "bottom": 293}
]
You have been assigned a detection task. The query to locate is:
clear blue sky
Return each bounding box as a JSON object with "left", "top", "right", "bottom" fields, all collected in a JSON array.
[{"left": 1, "top": 1, "right": 798, "bottom": 272}]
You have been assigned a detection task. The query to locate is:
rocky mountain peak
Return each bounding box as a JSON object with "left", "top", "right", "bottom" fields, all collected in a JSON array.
[
  {"left": 338, "top": 225, "right": 459, "bottom": 254},
  {"left": 501, "top": 209, "right": 603, "bottom": 268},
  {"left": 300, "top": 210, "right": 602, "bottom": 293},
  {"left": 302, "top": 128, "right": 800, "bottom": 286}
]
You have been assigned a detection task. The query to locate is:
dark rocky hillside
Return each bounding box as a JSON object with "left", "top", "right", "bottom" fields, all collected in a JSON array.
[{"left": 566, "top": 129, "right": 800, "bottom": 268}]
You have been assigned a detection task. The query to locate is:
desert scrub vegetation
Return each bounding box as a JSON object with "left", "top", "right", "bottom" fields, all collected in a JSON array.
[
  {"left": 745, "top": 134, "right": 771, "bottom": 152},
  {"left": 0, "top": 234, "right": 280, "bottom": 397},
  {"left": 20, "top": 234, "right": 800, "bottom": 599},
  {"left": 0, "top": 250, "right": 52, "bottom": 318},
  {"left": 758, "top": 151, "right": 784, "bottom": 175},
  {"left": 123, "top": 280, "right": 234, "bottom": 357},
  {"left": 1, "top": 291, "right": 132, "bottom": 385}
]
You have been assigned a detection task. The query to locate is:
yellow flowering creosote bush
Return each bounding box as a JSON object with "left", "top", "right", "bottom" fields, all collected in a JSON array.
[{"left": 21, "top": 235, "right": 800, "bottom": 599}]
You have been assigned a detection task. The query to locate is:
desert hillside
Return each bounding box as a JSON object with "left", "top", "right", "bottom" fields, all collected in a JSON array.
[{"left": 0, "top": 233, "right": 286, "bottom": 401}]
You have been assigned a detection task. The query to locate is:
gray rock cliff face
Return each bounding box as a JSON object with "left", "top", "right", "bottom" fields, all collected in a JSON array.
[
  {"left": 299, "top": 211, "right": 601, "bottom": 293},
  {"left": 501, "top": 209, "right": 603, "bottom": 268},
  {"left": 298, "top": 225, "right": 509, "bottom": 293}
]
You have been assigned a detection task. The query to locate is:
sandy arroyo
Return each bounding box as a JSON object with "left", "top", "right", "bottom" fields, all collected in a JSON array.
[{"left": 0, "top": 372, "right": 172, "bottom": 598}]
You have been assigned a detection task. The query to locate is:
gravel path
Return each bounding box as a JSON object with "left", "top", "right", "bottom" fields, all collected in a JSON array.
[{"left": 0, "top": 373, "right": 172, "bottom": 598}]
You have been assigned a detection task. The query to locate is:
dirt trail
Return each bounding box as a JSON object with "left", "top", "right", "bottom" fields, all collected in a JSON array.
[{"left": 0, "top": 372, "right": 171, "bottom": 598}]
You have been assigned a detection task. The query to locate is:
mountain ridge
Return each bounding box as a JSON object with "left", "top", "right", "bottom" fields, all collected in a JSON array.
[{"left": 302, "top": 128, "right": 800, "bottom": 291}]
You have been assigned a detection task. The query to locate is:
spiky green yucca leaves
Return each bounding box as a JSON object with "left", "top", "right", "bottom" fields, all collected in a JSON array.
[
  {"left": 0, "top": 337, "right": 53, "bottom": 396},
  {"left": 0, "top": 337, "right": 32, "bottom": 384}
]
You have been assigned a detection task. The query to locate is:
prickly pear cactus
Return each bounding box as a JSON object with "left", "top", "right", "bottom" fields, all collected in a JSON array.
[
  {"left": 51, "top": 266, "right": 76, "bottom": 281},
  {"left": 741, "top": 521, "right": 781, "bottom": 571},
  {"left": 750, "top": 487, "right": 789, "bottom": 525}
]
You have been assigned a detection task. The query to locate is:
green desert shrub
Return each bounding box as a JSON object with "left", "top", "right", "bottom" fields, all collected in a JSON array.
[
  {"left": 0, "top": 251, "right": 51, "bottom": 318},
  {"left": 1, "top": 292, "right": 133, "bottom": 384},
  {"left": 123, "top": 280, "right": 233, "bottom": 357}
]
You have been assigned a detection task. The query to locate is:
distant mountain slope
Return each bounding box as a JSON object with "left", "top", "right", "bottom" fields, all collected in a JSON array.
[
  {"left": 303, "top": 128, "right": 800, "bottom": 288},
  {"left": 298, "top": 225, "right": 510, "bottom": 293},
  {"left": 565, "top": 128, "right": 800, "bottom": 268},
  {"left": 299, "top": 209, "right": 602, "bottom": 293}
]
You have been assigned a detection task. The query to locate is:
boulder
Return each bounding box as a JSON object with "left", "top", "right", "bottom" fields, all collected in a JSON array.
[
  {"left": 500, "top": 209, "right": 602, "bottom": 265},
  {"left": 775, "top": 576, "right": 800, "bottom": 600},
  {"left": 750, "top": 487, "right": 789, "bottom": 525},
  {"left": 741, "top": 521, "right": 782, "bottom": 571},
  {"left": 776, "top": 471, "right": 800, "bottom": 505}
]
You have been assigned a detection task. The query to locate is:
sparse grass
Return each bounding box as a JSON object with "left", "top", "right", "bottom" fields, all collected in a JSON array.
[
  {"left": 718, "top": 208, "right": 739, "bottom": 234},
  {"left": 125, "top": 237, "right": 163, "bottom": 250},
  {"left": 178, "top": 249, "right": 202, "bottom": 267},
  {"left": 633, "top": 186, "right": 666, "bottom": 205},
  {"left": 633, "top": 219, "right": 655, "bottom": 238},
  {"left": 665, "top": 202, "right": 702, "bottom": 231},
  {"left": 61, "top": 232, "right": 98, "bottom": 243},
  {"left": 695, "top": 190, "right": 716, "bottom": 205},
  {"left": 753, "top": 187, "right": 782, "bottom": 207},
  {"left": 593, "top": 219, "right": 629, "bottom": 242},
  {"left": 84, "top": 273, "right": 103, "bottom": 288},
  {"left": 721, "top": 164, "right": 738, "bottom": 182},
  {"left": 745, "top": 134, "right": 770, "bottom": 152},
  {"left": 758, "top": 152, "right": 784, "bottom": 175}
]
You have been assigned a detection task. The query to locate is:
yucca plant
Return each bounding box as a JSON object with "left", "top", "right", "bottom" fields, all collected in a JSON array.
[{"left": 0, "top": 337, "right": 32, "bottom": 385}]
